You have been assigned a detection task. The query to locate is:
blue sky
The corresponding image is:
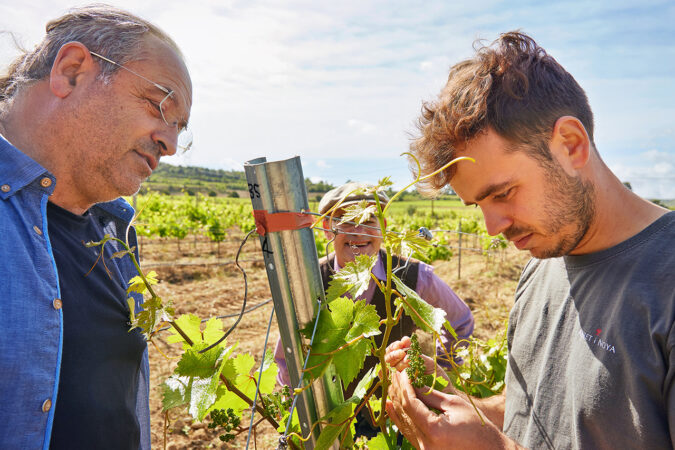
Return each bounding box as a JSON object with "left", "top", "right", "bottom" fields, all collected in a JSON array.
[{"left": 1, "top": 0, "right": 673, "bottom": 198}]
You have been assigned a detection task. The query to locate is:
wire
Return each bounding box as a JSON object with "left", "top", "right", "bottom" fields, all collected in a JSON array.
[
  {"left": 246, "top": 304, "right": 276, "bottom": 449},
  {"left": 155, "top": 298, "right": 273, "bottom": 334},
  {"left": 199, "top": 228, "right": 256, "bottom": 354}
]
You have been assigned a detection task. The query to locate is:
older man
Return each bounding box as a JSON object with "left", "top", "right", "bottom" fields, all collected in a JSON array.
[
  {"left": 0, "top": 5, "right": 191, "bottom": 449},
  {"left": 274, "top": 182, "right": 474, "bottom": 394},
  {"left": 385, "top": 31, "right": 674, "bottom": 449}
]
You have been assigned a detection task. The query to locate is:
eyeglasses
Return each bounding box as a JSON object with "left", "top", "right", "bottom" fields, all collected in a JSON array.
[{"left": 89, "top": 51, "right": 193, "bottom": 153}]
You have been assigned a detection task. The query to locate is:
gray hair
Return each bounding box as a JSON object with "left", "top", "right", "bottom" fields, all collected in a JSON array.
[{"left": 0, "top": 4, "right": 182, "bottom": 105}]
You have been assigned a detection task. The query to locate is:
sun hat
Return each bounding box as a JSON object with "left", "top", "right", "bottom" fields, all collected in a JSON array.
[{"left": 318, "top": 181, "right": 389, "bottom": 216}]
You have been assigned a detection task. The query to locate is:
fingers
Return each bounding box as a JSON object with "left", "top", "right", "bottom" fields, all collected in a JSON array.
[
  {"left": 413, "top": 386, "right": 451, "bottom": 411},
  {"left": 386, "top": 399, "right": 421, "bottom": 449},
  {"left": 385, "top": 337, "right": 412, "bottom": 372},
  {"left": 392, "top": 371, "right": 439, "bottom": 427}
]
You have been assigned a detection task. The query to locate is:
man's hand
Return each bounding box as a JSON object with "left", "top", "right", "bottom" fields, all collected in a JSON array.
[{"left": 385, "top": 370, "right": 519, "bottom": 450}]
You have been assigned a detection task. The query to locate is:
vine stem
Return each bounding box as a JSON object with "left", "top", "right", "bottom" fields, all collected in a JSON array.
[
  {"left": 246, "top": 305, "right": 276, "bottom": 449},
  {"left": 98, "top": 236, "right": 282, "bottom": 432}
]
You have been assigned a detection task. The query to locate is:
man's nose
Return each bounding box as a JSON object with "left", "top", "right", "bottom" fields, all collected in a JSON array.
[
  {"left": 482, "top": 206, "right": 512, "bottom": 236},
  {"left": 152, "top": 127, "right": 177, "bottom": 157}
]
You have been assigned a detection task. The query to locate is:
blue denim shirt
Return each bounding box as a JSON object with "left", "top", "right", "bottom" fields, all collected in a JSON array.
[{"left": 0, "top": 135, "right": 151, "bottom": 449}]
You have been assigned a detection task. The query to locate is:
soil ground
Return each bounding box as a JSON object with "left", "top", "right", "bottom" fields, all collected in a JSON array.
[{"left": 139, "top": 233, "right": 530, "bottom": 449}]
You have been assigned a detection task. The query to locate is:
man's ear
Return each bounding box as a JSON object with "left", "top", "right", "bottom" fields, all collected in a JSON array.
[
  {"left": 323, "top": 219, "right": 334, "bottom": 240},
  {"left": 49, "top": 42, "right": 97, "bottom": 98},
  {"left": 550, "top": 116, "right": 591, "bottom": 174}
]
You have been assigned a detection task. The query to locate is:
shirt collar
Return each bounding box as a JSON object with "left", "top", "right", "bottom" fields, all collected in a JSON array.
[
  {"left": 0, "top": 134, "right": 54, "bottom": 199},
  {"left": 0, "top": 134, "right": 134, "bottom": 223}
]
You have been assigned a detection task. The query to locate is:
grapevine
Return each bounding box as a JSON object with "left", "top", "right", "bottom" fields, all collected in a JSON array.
[
  {"left": 208, "top": 408, "right": 241, "bottom": 442},
  {"left": 92, "top": 154, "right": 511, "bottom": 449}
]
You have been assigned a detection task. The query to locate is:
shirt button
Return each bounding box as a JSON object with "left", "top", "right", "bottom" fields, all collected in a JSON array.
[
  {"left": 42, "top": 399, "right": 52, "bottom": 413},
  {"left": 53, "top": 299, "right": 62, "bottom": 310},
  {"left": 33, "top": 225, "right": 43, "bottom": 235},
  {"left": 0, "top": 184, "right": 9, "bottom": 193},
  {"left": 40, "top": 177, "right": 53, "bottom": 188}
]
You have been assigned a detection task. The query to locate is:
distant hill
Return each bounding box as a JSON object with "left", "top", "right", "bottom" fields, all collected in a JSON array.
[{"left": 142, "top": 163, "right": 335, "bottom": 197}]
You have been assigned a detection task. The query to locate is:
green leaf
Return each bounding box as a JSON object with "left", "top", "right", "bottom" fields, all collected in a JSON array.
[
  {"left": 339, "top": 200, "right": 377, "bottom": 226},
  {"left": 209, "top": 386, "right": 248, "bottom": 417},
  {"left": 167, "top": 314, "right": 203, "bottom": 346},
  {"left": 188, "top": 375, "right": 220, "bottom": 420},
  {"left": 333, "top": 339, "right": 371, "bottom": 386},
  {"left": 392, "top": 275, "right": 446, "bottom": 334},
  {"left": 84, "top": 234, "right": 113, "bottom": 248},
  {"left": 315, "top": 401, "right": 356, "bottom": 450},
  {"left": 126, "top": 270, "right": 158, "bottom": 295},
  {"left": 202, "top": 317, "right": 225, "bottom": 346},
  {"left": 347, "top": 365, "right": 378, "bottom": 403},
  {"left": 162, "top": 375, "right": 190, "bottom": 410},
  {"left": 175, "top": 345, "right": 224, "bottom": 379},
  {"left": 129, "top": 296, "right": 174, "bottom": 340},
  {"left": 111, "top": 248, "right": 133, "bottom": 259},
  {"left": 365, "top": 433, "right": 392, "bottom": 450},
  {"left": 386, "top": 230, "right": 432, "bottom": 259},
  {"left": 127, "top": 298, "right": 136, "bottom": 325},
  {"left": 126, "top": 274, "right": 147, "bottom": 294},
  {"left": 325, "top": 254, "right": 377, "bottom": 302},
  {"left": 302, "top": 298, "right": 380, "bottom": 385},
  {"left": 443, "top": 320, "right": 458, "bottom": 340},
  {"left": 376, "top": 177, "right": 393, "bottom": 189}
]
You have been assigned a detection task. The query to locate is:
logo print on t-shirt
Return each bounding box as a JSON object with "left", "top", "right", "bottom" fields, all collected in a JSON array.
[{"left": 579, "top": 327, "right": 615, "bottom": 354}]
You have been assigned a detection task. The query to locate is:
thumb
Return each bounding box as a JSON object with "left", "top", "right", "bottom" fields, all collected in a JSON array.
[{"left": 414, "top": 387, "right": 452, "bottom": 411}]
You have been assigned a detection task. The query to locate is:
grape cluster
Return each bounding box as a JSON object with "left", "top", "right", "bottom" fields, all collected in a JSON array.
[
  {"left": 262, "top": 385, "right": 293, "bottom": 419},
  {"left": 208, "top": 408, "right": 241, "bottom": 442},
  {"left": 405, "top": 334, "right": 433, "bottom": 389}
]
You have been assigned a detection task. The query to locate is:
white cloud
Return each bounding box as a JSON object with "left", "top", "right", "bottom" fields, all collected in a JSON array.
[
  {"left": 1, "top": 0, "right": 674, "bottom": 200},
  {"left": 316, "top": 160, "right": 330, "bottom": 169},
  {"left": 348, "top": 119, "right": 377, "bottom": 135}
]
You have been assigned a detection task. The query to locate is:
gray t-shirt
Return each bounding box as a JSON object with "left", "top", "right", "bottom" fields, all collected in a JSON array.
[{"left": 504, "top": 211, "right": 675, "bottom": 449}]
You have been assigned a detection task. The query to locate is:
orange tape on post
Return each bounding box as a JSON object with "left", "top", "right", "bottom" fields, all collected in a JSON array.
[{"left": 253, "top": 210, "right": 314, "bottom": 236}]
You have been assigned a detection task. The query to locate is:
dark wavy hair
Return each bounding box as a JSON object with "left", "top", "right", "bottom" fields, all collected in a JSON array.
[{"left": 410, "top": 31, "right": 595, "bottom": 195}]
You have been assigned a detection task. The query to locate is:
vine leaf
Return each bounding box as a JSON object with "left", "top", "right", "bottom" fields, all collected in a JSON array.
[
  {"left": 315, "top": 401, "right": 356, "bottom": 450},
  {"left": 208, "top": 387, "right": 248, "bottom": 417},
  {"left": 126, "top": 270, "right": 158, "bottom": 295},
  {"left": 339, "top": 200, "right": 377, "bottom": 226},
  {"left": 325, "top": 254, "right": 377, "bottom": 302},
  {"left": 175, "top": 344, "right": 224, "bottom": 379},
  {"left": 392, "top": 275, "right": 446, "bottom": 334},
  {"left": 386, "top": 230, "right": 432, "bottom": 259},
  {"left": 167, "top": 314, "right": 226, "bottom": 349},
  {"left": 167, "top": 314, "right": 202, "bottom": 347},
  {"left": 367, "top": 431, "right": 415, "bottom": 450},
  {"left": 234, "top": 351, "right": 278, "bottom": 400},
  {"left": 164, "top": 345, "right": 235, "bottom": 420},
  {"left": 129, "top": 296, "right": 174, "bottom": 340},
  {"left": 302, "top": 298, "right": 380, "bottom": 385},
  {"left": 315, "top": 367, "right": 379, "bottom": 450},
  {"left": 376, "top": 176, "right": 393, "bottom": 189},
  {"left": 347, "top": 365, "right": 378, "bottom": 402}
]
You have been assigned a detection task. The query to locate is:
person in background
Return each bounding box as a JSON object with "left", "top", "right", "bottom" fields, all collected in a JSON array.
[
  {"left": 274, "top": 182, "right": 474, "bottom": 436},
  {"left": 0, "top": 5, "right": 192, "bottom": 449},
  {"left": 385, "top": 31, "right": 674, "bottom": 449}
]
